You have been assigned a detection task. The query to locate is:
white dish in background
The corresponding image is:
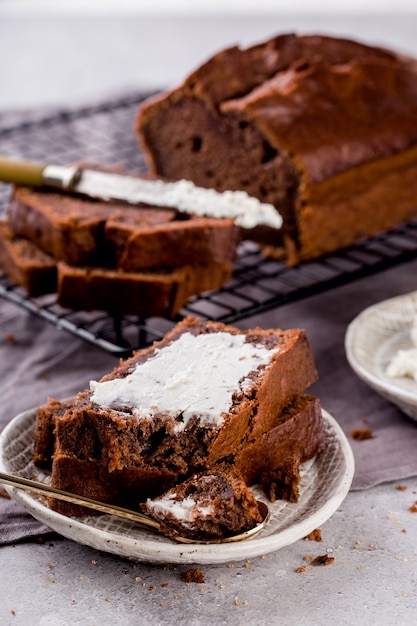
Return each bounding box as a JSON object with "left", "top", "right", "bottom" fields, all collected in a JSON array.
[
  {"left": 345, "top": 290, "right": 417, "bottom": 421},
  {"left": 0, "top": 404, "right": 354, "bottom": 565}
]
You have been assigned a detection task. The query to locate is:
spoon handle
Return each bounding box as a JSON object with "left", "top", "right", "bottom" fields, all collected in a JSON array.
[
  {"left": 0, "top": 470, "right": 269, "bottom": 544},
  {"left": 0, "top": 470, "right": 160, "bottom": 530}
]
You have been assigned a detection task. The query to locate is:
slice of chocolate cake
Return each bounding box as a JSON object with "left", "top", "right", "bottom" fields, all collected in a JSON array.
[
  {"left": 234, "top": 394, "right": 326, "bottom": 493},
  {"left": 56, "top": 262, "right": 232, "bottom": 318},
  {"left": 43, "top": 316, "right": 319, "bottom": 513},
  {"left": 0, "top": 220, "right": 57, "bottom": 297}
]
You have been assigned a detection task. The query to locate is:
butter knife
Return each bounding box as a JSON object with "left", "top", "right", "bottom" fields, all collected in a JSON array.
[{"left": 0, "top": 155, "right": 282, "bottom": 230}]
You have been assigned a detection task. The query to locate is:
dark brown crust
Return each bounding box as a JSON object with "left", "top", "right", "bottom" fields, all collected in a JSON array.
[{"left": 223, "top": 58, "right": 417, "bottom": 183}]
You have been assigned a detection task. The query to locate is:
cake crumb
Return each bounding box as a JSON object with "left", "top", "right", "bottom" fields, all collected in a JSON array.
[
  {"left": 234, "top": 598, "right": 241, "bottom": 606},
  {"left": 397, "top": 485, "right": 407, "bottom": 491},
  {"left": 351, "top": 427, "right": 373, "bottom": 441},
  {"left": 304, "top": 529, "right": 322, "bottom": 542},
  {"left": 161, "top": 582, "right": 169, "bottom": 588},
  {"left": 409, "top": 501, "right": 417, "bottom": 513},
  {"left": 311, "top": 554, "right": 335, "bottom": 566},
  {"left": 11, "top": 610, "right": 16, "bottom": 616},
  {"left": 296, "top": 565, "right": 311, "bottom": 573},
  {"left": 0, "top": 487, "right": 11, "bottom": 500},
  {"left": 183, "top": 568, "right": 205, "bottom": 584},
  {"left": 304, "top": 554, "right": 313, "bottom": 562},
  {"left": 4, "top": 333, "right": 16, "bottom": 344},
  {"left": 245, "top": 561, "right": 252, "bottom": 569}
]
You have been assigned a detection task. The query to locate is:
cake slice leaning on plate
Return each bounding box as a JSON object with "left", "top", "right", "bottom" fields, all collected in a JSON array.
[{"left": 33, "top": 316, "right": 325, "bottom": 516}]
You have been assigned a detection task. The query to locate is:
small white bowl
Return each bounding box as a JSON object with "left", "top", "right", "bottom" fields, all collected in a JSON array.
[{"left": 345, "top": 290, "right": 417, "bottom": 422}]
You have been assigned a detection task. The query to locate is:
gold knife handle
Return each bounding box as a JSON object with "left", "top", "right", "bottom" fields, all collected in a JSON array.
[
  {"left": 0, "top": 155, "right": 46, "bottom": 186},
  {"left": 0, "top": 155, "right": 81, "bottom": 190}
]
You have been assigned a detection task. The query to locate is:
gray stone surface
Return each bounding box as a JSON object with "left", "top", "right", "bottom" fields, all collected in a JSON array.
[{"left": 1, "top": 478, "right": 417, "bottom": 625}]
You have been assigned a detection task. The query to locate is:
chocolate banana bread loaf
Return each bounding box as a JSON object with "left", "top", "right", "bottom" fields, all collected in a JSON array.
[{"left": 137, "top": 33, "right": 417, "bottom": 265}]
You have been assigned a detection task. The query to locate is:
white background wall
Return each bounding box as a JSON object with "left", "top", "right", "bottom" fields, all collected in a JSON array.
[
  {"left": 1, "top": 1, "right": 417, "bottom": 112},
  {"left": 1, "top": 0, "right": 417, "bottom": 14}
]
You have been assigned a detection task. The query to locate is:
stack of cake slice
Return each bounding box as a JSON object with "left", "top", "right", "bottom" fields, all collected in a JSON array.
[
  {"left": 34, "top": 316, "right": 326, "bottom": 520},
  {"left": 0, "top": 177, "right": 238, "bottom": 318}
]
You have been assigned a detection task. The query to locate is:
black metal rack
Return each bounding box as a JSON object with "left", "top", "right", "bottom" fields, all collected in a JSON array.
[{"left": 1, "top": 92, "right": 417, "bottom": 356}]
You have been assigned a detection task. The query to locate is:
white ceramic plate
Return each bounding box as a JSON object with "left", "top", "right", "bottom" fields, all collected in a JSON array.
[
  {"left": 346, "top": 290, "right": 417, "bottom": 422},
  {"left": 0, "top": 405, "right": 354, "bottom": 564}
]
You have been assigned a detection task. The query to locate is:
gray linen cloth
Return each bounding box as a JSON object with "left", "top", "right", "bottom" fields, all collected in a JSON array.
[{"left": 2, "top": 258, "right": 417, "bottom": 544}]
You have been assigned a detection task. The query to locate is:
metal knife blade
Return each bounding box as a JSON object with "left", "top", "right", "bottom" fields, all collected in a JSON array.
[{"left": 0, "top": 155, "right": 283, "bottom": 230}]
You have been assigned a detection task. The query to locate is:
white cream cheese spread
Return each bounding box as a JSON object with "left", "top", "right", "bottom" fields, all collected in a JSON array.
[
  {"left": 78, "top": 169, "right": 283, "bottom": 230},
  {"left": 386, "top": 317, "right": 417, "bottom": 381},
  {"left": 145, "top": 493, "right": 213, "bottom": 527},
  {"left": 89, "top": 331, "right": 277, "bottom": 431}
]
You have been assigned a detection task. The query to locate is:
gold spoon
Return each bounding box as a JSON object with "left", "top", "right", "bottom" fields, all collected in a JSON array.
[{"left": 0, "top": 471, "right": 269, "bottom": 544}]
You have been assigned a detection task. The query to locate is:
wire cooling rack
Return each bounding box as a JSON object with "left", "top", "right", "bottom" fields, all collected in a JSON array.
[{"left": 1, "top": 91, "right": 417, "bottom": 356}]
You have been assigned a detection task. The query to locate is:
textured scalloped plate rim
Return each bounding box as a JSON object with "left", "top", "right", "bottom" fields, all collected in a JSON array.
[
  {"left": 345, "top": 290, "right": 417, "bottom": 420},
  {"left": 0, "top": 405, "right": 354, "bottom": 565}
]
